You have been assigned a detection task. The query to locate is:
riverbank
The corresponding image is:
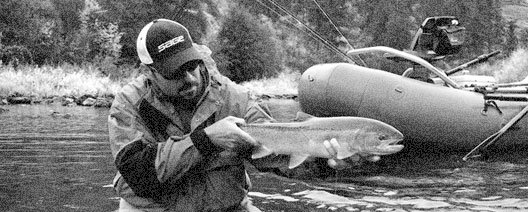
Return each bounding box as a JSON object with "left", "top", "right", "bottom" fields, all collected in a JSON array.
[
  {"left": 0, "top": 64, "right": 126, "bottom": 107},
  {"left": 0, "top": 65, "right": 300, "bottom": 107},
  {"left": 3, "top": 47, "right": 528, "bottom": 108}
]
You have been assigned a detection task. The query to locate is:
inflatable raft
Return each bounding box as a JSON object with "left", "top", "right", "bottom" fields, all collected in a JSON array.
[{"left": 298, "top": 47, "right": 528, "bottom": 156}]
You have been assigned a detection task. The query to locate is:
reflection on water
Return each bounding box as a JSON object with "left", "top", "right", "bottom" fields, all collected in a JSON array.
[
  {"left": 249, "top": 99, "right": 528, "bottom": 211},
  {"left": 0, "top": 105, "right": 117, "bottom": 212},
  {"left": 1, "top": 101, "right": 528, "bottom": 211}
]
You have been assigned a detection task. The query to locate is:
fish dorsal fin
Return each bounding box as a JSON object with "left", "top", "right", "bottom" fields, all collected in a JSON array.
[
  {"left": 294, "top": 111, "right": 316, "bottom": 122},
  {"left": 252, "top": 146, "right": 274, "bottom": 159},
  {"left": 288, "top": 154, "right": 310, "bottom": 169}
]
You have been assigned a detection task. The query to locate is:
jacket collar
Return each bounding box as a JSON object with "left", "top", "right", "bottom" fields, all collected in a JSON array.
[{"left": 142, "top": 66, "right": 224, "bottom": 133}]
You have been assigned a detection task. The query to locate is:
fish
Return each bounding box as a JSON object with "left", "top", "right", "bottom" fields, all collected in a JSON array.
[{"left": 239, "top": 112, "right": 404, "bottom": 169}]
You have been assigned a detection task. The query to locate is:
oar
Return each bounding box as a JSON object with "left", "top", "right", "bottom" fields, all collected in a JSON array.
[{"left": 463, "top": 104, "right": 528, "bottom": 161}]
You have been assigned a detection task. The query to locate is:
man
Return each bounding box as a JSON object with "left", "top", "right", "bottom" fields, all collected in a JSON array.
[{"left": 108, "top": 19, "right": 373, "bottom": 211}]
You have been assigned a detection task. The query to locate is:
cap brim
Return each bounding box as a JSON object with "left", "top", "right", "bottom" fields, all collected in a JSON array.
[{"left": 156, "top": 46, "right": 204, "bottom": 77}]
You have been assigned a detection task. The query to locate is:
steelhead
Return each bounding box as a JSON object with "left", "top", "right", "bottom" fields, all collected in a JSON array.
[{"left": 240, "top": 112, "right": 404, "bottom": 168}]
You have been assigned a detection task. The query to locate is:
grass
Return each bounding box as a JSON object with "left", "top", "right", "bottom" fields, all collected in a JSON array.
[
  {"left": 240, "top": 71, "right": 300, "bottom": 97},
  {"left": 0, "top": 63, "right": 300, "bottom": 100},
  {"left": 0, "top": 65, "right": 127, "bottom": 98}
]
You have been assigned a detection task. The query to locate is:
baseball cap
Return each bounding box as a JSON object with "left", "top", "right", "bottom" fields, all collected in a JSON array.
[{"left": 136, "top": 19, "right": 203, "bottom": 76}]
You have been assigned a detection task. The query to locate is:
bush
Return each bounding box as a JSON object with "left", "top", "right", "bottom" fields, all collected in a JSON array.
[
  {"left": 470, "top": 48, "right": 528, "bottom": 83},
  {"left": 0, "top": 45, "right": 33, "bottom": 67},
  {"left": 212, "top": 5, "right": 283, "bottom": 83}
]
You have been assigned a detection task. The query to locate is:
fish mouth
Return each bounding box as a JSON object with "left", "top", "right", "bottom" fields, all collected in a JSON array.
[
  {"left": 376, "top": 137, "right": 404, "bottom": 155},
  {"left": 385, "top": 138, "right": 404, "bottom": 145}
]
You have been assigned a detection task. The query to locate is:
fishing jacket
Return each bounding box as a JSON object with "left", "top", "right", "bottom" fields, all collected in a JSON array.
[{"left": 108, "top": 56, "right": 274, "bottom": 211}]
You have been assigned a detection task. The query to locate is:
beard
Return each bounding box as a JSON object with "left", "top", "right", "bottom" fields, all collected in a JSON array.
[
  {"left": 177, "top": 81, "right": 199, "bottom": 98},
  {"left": 162, "top": 64, "right": 209, "bottom": 110}
]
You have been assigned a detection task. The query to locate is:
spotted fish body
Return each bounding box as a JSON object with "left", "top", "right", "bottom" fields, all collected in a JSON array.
[{"left": 240, "top": 112, "right": 404, "bottom": 168}]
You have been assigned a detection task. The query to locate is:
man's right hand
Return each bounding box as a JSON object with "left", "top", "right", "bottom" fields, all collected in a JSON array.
[{"left": 203, "top": 116, "right": 258, "bottom": 154}]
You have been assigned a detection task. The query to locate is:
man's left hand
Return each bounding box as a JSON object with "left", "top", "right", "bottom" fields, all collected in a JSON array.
[{"left": 323, "top": 138, "right": 380, "bottom": 170}]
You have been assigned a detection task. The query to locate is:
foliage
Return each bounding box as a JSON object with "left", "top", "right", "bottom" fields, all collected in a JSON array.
[
  {"left": 1, "top": 0, "right": 527, "bottom": 79},
  {"left": 212, "top": 5, "right": 282, "bottom": 83},
  {"left": 470, "top": 48, "right": 528, "bottom": 83},
  {"left": 357, "top": 0, "right": 414, "bottom": 50},
  {"left": 0, "top": 45, "right": 33, "bottom": 66},
  {"left": 239, "top": 0, "right": 361, "bottom": 71},
  {"left": 240, "top": 72, "right": 300, "bottom": 97},
  {"left": 520, "top": 28, "right": 528, "bottom": 49},
  {"left": 98, "top": 0, "right": 218, "bottom": 62},
  {"left": 504, "top": 20, "right": 519, "bottom": 56}
]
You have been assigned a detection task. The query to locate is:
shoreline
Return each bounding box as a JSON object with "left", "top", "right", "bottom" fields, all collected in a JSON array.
[
  {"left": 0, "top": 95, "right": 115, "bottom": 107},
  {"left": 0, "top": 93, "right": 298, "bottom": 108}
]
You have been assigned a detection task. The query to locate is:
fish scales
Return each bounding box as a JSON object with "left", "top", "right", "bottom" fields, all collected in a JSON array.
[
  {"left": 237, "top": 112, "right": 404, "bottom": 168},
  {"left": 240, "top": 125, "right": 359, "bottom": 158}
]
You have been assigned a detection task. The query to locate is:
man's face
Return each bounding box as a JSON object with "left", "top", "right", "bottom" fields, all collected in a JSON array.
[{"left": 151, "top": 60, "right": 204, "bottom": 100}]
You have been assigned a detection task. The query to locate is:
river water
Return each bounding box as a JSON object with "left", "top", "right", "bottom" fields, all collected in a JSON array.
[{"left": 1, "top": 100, "right": 528, "bottom": 211}]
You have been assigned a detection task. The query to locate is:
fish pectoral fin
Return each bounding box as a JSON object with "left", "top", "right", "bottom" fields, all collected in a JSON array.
[
  {"left": 252, "top": 146, "right": 274, "bottom": 159},
  {"left": 294, "top": 111, "right": 315, "bottom": 122},
  {"left": 288, "top": 154, "right": 310, "bottom": 169}
]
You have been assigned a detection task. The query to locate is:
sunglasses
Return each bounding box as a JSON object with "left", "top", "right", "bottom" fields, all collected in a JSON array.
[{"left": 150, "top": 60, "right": 202, "bottom": 81}]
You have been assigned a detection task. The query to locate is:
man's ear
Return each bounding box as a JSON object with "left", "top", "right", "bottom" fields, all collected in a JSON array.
[
  {"left": 140, "top": 63, "right": 150, "bottom": 69},
  {"left": 140, "top": 63, "right": 154, "bottom": 73},
  {"left": 139, "top": 63, "right": 157, "bottom": 78}
]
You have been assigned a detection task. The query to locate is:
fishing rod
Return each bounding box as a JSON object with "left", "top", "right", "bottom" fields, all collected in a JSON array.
[
  {"left": 254, "top": 0, "right": 361, "bottom": 65},
  {"left": 311, "top": 0, "right": 367, "bottom": 67},
  {"left": 445, "top": 50, "right": 501, "bottom": 76},
  {"left": 261, "top": 0, "right": 354, "bottom": 63}
]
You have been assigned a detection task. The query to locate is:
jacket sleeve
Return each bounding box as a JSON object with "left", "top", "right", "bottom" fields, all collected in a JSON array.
[
  {"left": 108, "top": 89, "right": 206, "bottom": 198},
  {"left": 108, "top": 96, "right": 164, "bottom": 198},
  {"left": 244, "top": 100, "right": 276, "bottom": 124}
]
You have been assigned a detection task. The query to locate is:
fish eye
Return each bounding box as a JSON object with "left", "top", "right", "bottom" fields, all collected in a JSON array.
[{"left": 378, "top": 135, "right": 388, "bottom": 140}]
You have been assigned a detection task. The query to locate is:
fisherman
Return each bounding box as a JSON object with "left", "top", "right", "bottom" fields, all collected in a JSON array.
[{"left": 108, "top": 19, "right": 378, "bottom": 211}]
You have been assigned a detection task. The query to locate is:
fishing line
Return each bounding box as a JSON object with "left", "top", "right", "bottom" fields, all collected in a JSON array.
[
  {"left": 254, "top": 0, "right": 357, "bottom": 64},
  {"left": 265, "top": 0, "right": 349, "bottom": 60},
  {"left": 266, "top": 0, "right": 351, "bottom": 61},
  {"left": 311, "top": 0, "right": 367, "bottom": 67}
]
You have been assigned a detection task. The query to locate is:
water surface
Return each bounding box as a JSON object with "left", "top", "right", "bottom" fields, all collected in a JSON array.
[
  {"left": 1, "top": 101, "right": 528, "bottom": 211},
  {"left": 0, "top": 104, "right": 115, "bottom": 212}
]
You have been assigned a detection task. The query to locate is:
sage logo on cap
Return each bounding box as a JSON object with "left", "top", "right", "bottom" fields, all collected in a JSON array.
[{"left": 158, "top": 35, "right": 185, "bottom": 53}]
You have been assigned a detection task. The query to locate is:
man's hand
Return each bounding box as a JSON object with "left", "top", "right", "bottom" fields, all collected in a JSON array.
[
  {"left": 323, "top": 138, "right": 380, "bottom": 170},
  {"left": 204, "top": 116, "right": 258, "bottom": 154}
]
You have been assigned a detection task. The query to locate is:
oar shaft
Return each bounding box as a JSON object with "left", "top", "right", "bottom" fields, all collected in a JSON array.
[{"left": 463, "top": 104, "right": 528, "bottom": 161}]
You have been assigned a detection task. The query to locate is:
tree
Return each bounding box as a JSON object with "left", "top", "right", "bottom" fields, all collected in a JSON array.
[
  {"left": 212, "top": 5, "right": 282, "bottom": 83},
  {"left": 51, "top": 0, "right": 84, "bottom": 39},
  {"left": 504, "top": 20, "right": 519, "bottom": 56},
  {"left": 520, "top": 28, "right": 528, "bottom": 49},
  {"left": 354, "top": 0, "right": 415, "bottom": 73},
  {"left": 0, "top": 0, "right": 42, "bottom": 46},
  {"left": 98, "top": 0, "right": 218, "bottom": 63},
  {"left": 357, "top": 0, "right": 414, "bottom": 49},
  {"left": 0, "top": 0, "right": 56, "bottom": 65},
  {"left": 240, "top": 0, "right": 362, "bottom": 71}
]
